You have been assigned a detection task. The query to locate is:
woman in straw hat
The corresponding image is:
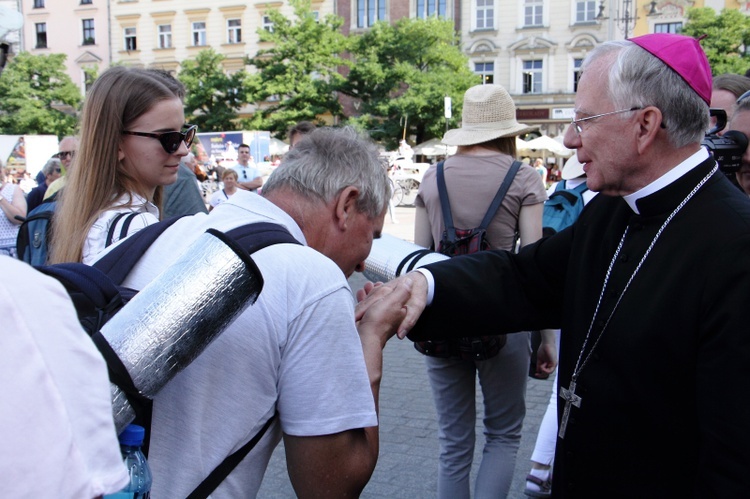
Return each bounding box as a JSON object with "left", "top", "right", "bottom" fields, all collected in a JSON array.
[{"left": 414, "top": 84, "right": 556, "bottom": 498}]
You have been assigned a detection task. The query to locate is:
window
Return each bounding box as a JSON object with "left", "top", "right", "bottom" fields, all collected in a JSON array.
[
  {"left": 356, "top": 0, "right": 386, "bottom": 28},
  {"left": 124, "top": 27, "right": 137, "bottom": 51},
  {"left": 573, "top": 58, "right": 583, "bottom": 92},
  {"left": 158, "top": 24, "right": 172, "bottom": 49},
  {"left": 523, "top": 60, "right": 542, "bottom": 94},
  {"left": 262, "top": 15, "right": 274, "bottom": 32},
  {"left": 35, "top": 23, "right": 47, "bottom": 49},
  {"left": 575, "top": 1, "right": 596, "bottom": 23},
  {"left": 476, "top": 0, "right": 494, "bottom": 29},
  {"left": 654, "top": 22, "right": 682, "bottom": 34},
  {"left": 227, "top": 19, "right": 241, "bottom": 43},
  {"left": 192, "top": 21, "right": 207, "bottom": 46},
  {"left": 82, "top": 19, "right": 95, "bottom": 45},
  {"left": 417, "top": 0, "right": 447, "bottom": 18},
  {"left": 33, "top": 0, "right": 44, "bottom": 8},
  {"left": 475, "top": 62, "right": 494, "bottom": 84},
  {"left": 524, "top": 0, "right": 543, "bottom": 27}
]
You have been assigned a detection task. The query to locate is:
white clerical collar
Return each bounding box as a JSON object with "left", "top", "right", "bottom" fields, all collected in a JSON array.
[{"left": 623, "top": 148, "right": 709, "bottom": 214}]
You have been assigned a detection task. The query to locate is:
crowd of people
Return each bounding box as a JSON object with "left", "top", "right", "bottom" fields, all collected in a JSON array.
[{"left": 3, "top": 32, "right": 750, "bottom": 498}]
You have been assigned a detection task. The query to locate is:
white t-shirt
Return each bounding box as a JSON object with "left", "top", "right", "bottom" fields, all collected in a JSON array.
[
  {"left": 209, "top": 187, "right": 252, "bottom": 208},
  {"left": 83, "top": 193, "right": 159, "bottom": 264},
  {"left": 0, "top": 257, "right": 128, "bottom": 497},
  {"left": 112, "top": 195, "right": 377, "bottom": 497}
]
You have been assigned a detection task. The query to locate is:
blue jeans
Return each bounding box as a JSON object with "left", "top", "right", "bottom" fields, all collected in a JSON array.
[{"left": 425, "top": 332, "right": 530, "bottom": 499}]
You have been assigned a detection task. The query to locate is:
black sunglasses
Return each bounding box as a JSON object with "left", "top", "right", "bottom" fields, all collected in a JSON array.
[
  {"left": 738, "top": 90, "right": 750, "bottom": 104},
  {"left": 55, "top": 150, "right": 75, "bottom": 160},
  {"left": 122, "top": 124, "right": 197, "bottom": 154}
]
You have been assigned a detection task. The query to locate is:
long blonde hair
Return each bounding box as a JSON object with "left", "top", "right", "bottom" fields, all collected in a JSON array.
[{"left": 51, "top": 67, "right": 185, "bottom": 263}]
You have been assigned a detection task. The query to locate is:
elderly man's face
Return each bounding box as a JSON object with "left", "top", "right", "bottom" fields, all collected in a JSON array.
[
  {"left": 564, "top": 53, "right": 642, "bottom": 196},
  {"left": 57, "top": 137, "right": 78, "bottom": 170},
  {"left": 727, "top": 109, "right": 750, "bottom": 196}
]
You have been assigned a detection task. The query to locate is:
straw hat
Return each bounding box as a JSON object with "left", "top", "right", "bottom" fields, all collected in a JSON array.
[
  {"left": 442, "top": 84, "right": 538, "bottom": 146},
  {"left": 561, "top": 153, "right": 585, "bottom": 180}
]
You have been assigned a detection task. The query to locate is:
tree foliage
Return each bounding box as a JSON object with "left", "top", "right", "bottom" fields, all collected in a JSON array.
[
  {"left": 682, "top": 7, "right": 750, "bottom": 76},
  {"left": 244, "top": 0, "right": 349, "bottom": 138},
  {"left": 0, "top": 52, "right": 81, "bottom": 137},
  {"left": 340, "top": 17, "right": 479, "bottom": 149},
  {"left": 180, "top": 48, "right": 248, "bottom": 132}
]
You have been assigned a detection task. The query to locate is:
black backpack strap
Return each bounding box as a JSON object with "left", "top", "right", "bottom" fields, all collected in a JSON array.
[
  {"left": 435, "top": 161, "right": 457, "bottom": 243},
  {"left": 105, "top": 213, "right": 128, "bottom": 248},
  {"left": 94, "top": 215, "right": 189, "bottom": 284},
  {"left": 105, "top": 212, "right": 142, "bottom": 248},
  {"left": 186, "top": 414, "right": 277, "bottom": 499},
  {"left": 223, "top": 221, "right": 301, "bottom": 252},
  {"left": 477, "top": 160, "right": 522, "bottom": 230}
]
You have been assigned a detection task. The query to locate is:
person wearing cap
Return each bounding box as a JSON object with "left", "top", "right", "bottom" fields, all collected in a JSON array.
[
  {"left": 724, "top": 89, "right": 750, "bottom": 196},
  {"left": 357, "top": 33, "right": 750, "bottom": 496},
  {"left": 413, "top": 84, "right": 555, "bottom": 498}
]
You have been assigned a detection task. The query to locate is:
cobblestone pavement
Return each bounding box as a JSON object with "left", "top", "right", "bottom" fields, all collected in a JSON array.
[{"left": 257, "top": 204, "right": 555, "bottom": 498}]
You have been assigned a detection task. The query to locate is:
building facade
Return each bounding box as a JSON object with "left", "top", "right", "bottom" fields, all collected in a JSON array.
[
  {"left": 9, "top": 1, "right": 750, "bottom": 132},
  {"left": 21, "top": 0, "right": 109, "bottom": 94},
  {"left": 109, "top": 0, "right": 333, "bottom": 74}
]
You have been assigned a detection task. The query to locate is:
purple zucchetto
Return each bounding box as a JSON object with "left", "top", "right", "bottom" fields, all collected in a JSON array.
[{"left": 630, "top": 33, "right": 712, "bottom": 105}]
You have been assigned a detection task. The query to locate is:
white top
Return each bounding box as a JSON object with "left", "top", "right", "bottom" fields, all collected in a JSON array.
[
  {"left": 0, "top": 256, "right": 129, "bottom": 497},
  {"left": 209, "top": 187, "right": 252, "bottom": 208},
  {"left": 113, "top": 194, "right": 377, "bottom": 497},
  {"left": 82, "top": 192, "right": 159, "bottom": 264},
  {"left": 230, "top": 164, "right": 262, "bottom": 189}
]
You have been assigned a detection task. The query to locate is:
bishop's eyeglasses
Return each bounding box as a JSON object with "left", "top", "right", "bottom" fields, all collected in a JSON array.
[{"left": 570, "top": 107, "right": 643, "bottom": 135}]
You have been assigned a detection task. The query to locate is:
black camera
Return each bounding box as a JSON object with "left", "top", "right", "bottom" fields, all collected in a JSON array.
[{"left": 701, "top": 108, "right": 748, "bottom": 174}]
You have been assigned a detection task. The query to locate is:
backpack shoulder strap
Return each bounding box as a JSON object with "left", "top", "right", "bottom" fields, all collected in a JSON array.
[
  {"left": 478, "top": 160, "right": 522, "bottom": 230},
  {"left": 223, "top": 221, "right": 301, "bottom": 252},
  {"left": 105, "top": 213, "right": 127, "bottom": 248},
  {"left": 94, "top": 215, "right": 189, "bottom": 284},
  {"left": 186, "top": 414, "right": 277, "bottom": 499},
  {"left": 435, "top": 161, "right": 457, "bottom": 242}
]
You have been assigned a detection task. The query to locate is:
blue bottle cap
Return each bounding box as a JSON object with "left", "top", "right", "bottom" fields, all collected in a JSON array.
[{"left": 118, "top": 424, "right": 146, "bottom": 447}]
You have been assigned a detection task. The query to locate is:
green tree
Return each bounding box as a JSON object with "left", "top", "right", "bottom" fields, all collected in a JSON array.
[
  {"left": 244, "top": 0, "right": 349, "bottom": 137},
  {"left": 180, "top": 48, "right": 248, "bottom": 132},
  {"left": 0, "top": 52, "right": 81, "bottom": 137},
  {"left": 682, "top": 7, "right": 750, "bottom": 76},
  {"left": 340, "top": 17, "right": 479, "bottom": 149}
]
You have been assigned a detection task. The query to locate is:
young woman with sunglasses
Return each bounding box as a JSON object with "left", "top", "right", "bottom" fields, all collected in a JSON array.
[{"left": 51, "top": 66, "right": 195, "bottom": 264}]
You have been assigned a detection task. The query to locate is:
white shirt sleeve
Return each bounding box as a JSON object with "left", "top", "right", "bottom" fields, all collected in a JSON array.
[{"left": 0, "top": 257, "right": 128, "bottom": 497}]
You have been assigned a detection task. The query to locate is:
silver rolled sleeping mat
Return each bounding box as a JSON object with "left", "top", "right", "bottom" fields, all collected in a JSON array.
[
  {"left": 102, "top": 229, "right": 264, "bottom": 433},
  {"left": 362, "top": 233, "right": 448, "bottom": 283}
]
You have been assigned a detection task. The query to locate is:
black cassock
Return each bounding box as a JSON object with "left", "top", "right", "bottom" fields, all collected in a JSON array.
[{"left": 409, "top": 157, "right": 750, "bottom": 497}]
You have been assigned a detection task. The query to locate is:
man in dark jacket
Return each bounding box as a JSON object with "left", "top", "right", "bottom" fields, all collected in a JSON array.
[{"left": 358, "top": 34, "right": 750, "bottom": 497}]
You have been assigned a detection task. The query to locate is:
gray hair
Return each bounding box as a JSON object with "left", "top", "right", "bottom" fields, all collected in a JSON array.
[
  {"left": 42, "top": 157, "right": 62, "bottom": 176},
  {"left": 584, "top": 40, "right": 709, "bottom": 148},
  {"left": 263, "top": 127, "right": 389, "bottom": 219}
]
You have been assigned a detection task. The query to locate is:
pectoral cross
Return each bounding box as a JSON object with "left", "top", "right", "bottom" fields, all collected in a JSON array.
[{"left": 558, "top": 379, "right": 582, "bottom": 439}]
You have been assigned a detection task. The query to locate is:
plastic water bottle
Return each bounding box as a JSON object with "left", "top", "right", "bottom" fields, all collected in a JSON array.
[{"left": 105, "top": 424, "right": 153, "bottom": 499}]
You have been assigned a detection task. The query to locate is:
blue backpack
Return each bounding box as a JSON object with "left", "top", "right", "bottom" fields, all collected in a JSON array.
[
  {"left": 16, "top": 196, "right": 57, "bottom": 266},
  {"left": 542, "top": 181, "right": 588, "bottom": 236}
]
